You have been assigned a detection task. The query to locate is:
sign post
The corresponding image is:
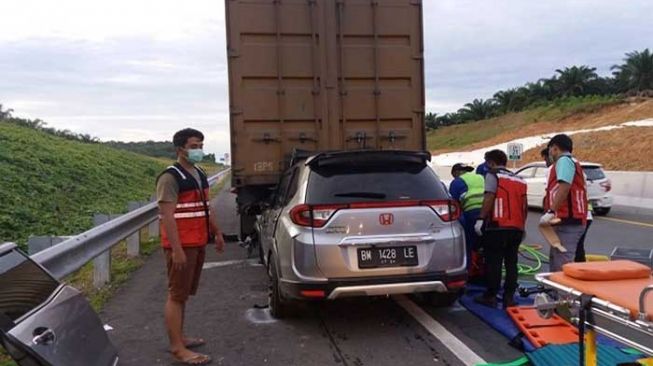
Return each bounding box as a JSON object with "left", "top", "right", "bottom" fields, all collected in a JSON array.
[{"left": 507, "top": 142, "right": 524, "bottom": 169}]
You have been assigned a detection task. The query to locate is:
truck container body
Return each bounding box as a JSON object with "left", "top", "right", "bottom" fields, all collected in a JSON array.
[{"left": 225, "top": 0, "right": 425, "bottom": 237}]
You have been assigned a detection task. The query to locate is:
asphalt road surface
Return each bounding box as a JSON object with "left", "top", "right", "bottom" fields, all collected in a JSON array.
[{"left": 101, "top": 187, "right": 652, "bottom": 366}]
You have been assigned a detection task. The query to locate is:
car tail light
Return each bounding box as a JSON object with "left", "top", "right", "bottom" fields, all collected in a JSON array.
[
  {"left": 421, "top": 200, "right": 461, "bottom": 222},
  {"left": 600, "top": 180, "right": 611, "bottom": 192},
  {"left": 290, "top": 204, "right": 346, "bottom": 228},
  {"left": 446, "top": 280, "right": 466, "bottom": 290},
  {"left": 290, "top": 199, "right": 461, "bottom": 227},
  {"left": 300, "top": 290, "right": 326, "bottom": 298}
]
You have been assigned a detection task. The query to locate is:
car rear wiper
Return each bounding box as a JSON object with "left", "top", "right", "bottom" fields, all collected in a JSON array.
[{"left": 333, "top": 192, "right": 387, "bottom": 199}]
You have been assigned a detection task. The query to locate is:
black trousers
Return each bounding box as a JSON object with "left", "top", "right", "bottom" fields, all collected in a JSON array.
[
  {"left": 575, "top": 219, "right": 592, "bottom": 262},
  {"left": 482, "top": 229, "right": 523, "bottom": 297}
]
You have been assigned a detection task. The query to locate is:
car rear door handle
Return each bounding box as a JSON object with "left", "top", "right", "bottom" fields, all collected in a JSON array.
[{"left": 32, "top": 328, "right": 56, "bottom": 345}]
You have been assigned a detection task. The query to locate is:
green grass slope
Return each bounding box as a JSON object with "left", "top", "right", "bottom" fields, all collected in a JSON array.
[{"left": 0, "top": 121, "right": 168, "bottom": 248}]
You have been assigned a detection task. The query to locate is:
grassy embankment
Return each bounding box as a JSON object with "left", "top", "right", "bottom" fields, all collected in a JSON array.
[{"left": 0, "top": 122, "right": 222, "bottom": 365}]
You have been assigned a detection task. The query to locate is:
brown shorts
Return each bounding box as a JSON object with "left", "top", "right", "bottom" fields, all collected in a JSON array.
[{"left": 165, "top": 246, "right": 206, "bottom": 302}]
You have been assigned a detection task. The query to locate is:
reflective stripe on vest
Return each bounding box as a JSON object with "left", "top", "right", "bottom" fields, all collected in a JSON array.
[
  {"left": 487, "top": 169, "right": 527, "bottom": 231},
  {"left": 176, "top": 201, "right": 211, "bottom": 209},
  {"left": 459, "top": 172, "right": 484, "bottom": 211},
  {"left": 159, "top": 163, "right": 211, "bottom": 248},
  {"left": 544, "top": 156, "right": 588, "bottom": 225}
]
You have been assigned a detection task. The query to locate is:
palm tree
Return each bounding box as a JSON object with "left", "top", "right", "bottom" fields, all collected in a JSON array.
[
  {"left": 612, "top": 49, "right": 653, "bottom": 93},
  {"left": 425, "top": 112, "right": 438, "bottom": 130},
  {"left": 458, "top": 99, "right": 497, "bottom": 121},
  {"left": 0, "top": 104, "right": 14, "bottom": 119},
  {"left": 436, "top": 112, "right": 461, "bottom": 127},
  {"left": 493, "top": 89, "right": 520, "bottom": 114},
  {"left": 552, "top": 65, "right": 598, "bottom": 97}
]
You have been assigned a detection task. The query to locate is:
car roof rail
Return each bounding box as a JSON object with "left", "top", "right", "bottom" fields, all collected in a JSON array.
[
  {"left": 289, "top": 148, "right": 315, "bottom": 167},
  {"left": 306, "top": 150, "right": 431, "bottom": 168}
]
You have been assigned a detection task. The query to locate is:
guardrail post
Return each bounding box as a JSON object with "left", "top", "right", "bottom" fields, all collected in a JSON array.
[
  {"left": 93, "top": 214, "right": 112, "bottom": 288},
  {"left": 126, "top": 202, "right": 142, "bottom": 257},
  {"left": 148, "top": 195, "right": 160, "bottom": 239}
]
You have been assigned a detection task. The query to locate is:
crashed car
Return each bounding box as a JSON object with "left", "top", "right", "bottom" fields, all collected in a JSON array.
[{"left": 0, "top": 242, "right": 118, "bottom": 366}]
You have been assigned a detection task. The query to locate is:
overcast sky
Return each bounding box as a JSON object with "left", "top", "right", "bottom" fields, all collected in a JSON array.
[{"left": 2, "top": 1, "right": 652, "bottom": 156}]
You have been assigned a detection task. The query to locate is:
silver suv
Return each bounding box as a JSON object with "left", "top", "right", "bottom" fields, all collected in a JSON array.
[{"left": 256, "top": 151, "right": 467, "bottom": 318}]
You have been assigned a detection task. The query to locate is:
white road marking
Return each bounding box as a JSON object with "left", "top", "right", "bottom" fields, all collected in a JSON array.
[
  {"left": 394, "top": 295, "right": 486, "bottom": 366},
  {"left": 595, "top": 216, "right": 653, "bottom": 228},
  {"left": 203, "top": 259, "right": 258, "bottom": 269}
]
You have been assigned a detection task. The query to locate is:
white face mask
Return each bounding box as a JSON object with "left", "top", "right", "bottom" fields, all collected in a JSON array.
[{"left": 187, "top": 148, "right": 204, "bottom": 163}]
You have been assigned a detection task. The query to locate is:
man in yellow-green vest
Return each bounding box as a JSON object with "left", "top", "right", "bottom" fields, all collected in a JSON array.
[{"left": 449, "top": 163, "right": 485, "bottom": 280}]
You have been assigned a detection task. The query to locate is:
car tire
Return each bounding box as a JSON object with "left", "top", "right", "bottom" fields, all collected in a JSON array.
[
  {"left": 594, "top": 207, "right": 610, "bottom": 216},
  {"left": 268, "top": 257, "right": 292, "bottom": 318},
  {"left": 426, "top": 290, "right": 461, "bottom": 307}
]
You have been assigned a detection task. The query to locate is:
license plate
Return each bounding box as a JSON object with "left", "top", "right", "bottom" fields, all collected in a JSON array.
[{"left": 357, "top": 246, "right": 418, "bottom": 269}]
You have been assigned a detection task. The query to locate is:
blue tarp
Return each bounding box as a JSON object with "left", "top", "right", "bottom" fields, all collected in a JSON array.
[{"left": 459, "top": 285, "right": 537, "bottom": 352}]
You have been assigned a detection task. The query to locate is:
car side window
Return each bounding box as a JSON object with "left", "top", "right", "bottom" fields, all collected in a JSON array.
[
  {"left": 284, "top": 168, "right": 300, "bottom": 206},
  {"left": 534, "top": 167, "right": 549, "bottom": 178},
  {"left": 517, "top": 167, "right": 535, "bottom": 179},
  {"left": 0, "top": 249, "right": 59, "bottom": 323},
  {"left": 274, "top": 169, "right": 293, "bottom": 208}
]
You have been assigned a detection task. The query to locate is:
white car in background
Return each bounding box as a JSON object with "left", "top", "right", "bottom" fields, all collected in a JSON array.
[{"left": 515, "top": 162, "right": 613, "bottom": 216}]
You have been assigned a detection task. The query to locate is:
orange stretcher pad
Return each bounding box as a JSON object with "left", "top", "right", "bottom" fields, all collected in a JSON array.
[{"left": 549, "top": 260, "right": 653, "bottom": 320}]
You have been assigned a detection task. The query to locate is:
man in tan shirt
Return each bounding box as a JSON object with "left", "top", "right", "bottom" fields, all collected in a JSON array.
[{"left": 157, "top": 128, "right": 225, "bottom": 365}]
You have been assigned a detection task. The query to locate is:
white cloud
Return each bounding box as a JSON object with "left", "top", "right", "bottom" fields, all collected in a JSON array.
[
  {"left": 2, "top": 0, "right": 652, "bottom": 156},
  {"left": 1, "top": 0, "right": 224, "bottom": 42}
]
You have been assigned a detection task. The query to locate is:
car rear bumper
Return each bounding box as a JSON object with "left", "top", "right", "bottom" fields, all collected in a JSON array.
[
  {"left": 279, "top": 270, "right": 467, "bottom": 301},
  {"left": 590, "top": 195, "right": 613, "bottom": 208}
]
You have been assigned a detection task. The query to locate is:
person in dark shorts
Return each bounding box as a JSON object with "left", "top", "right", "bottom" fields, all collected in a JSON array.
[
  {"left": 474, "top": 150, "right": 528, "bottom": 309},
  {"left": 157, "top": 128, "right": 225, "bottom": 365}
]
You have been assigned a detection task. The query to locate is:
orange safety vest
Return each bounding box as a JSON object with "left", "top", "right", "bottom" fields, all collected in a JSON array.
[
  {"left": 544, "top": 156, "right": 588, "bottom": 226},
  {"left": 486, "top": 168, "right": 527, "bottom": 231},
  {"left": 158, "top": 163, "right": 211, "bottom": 248}
]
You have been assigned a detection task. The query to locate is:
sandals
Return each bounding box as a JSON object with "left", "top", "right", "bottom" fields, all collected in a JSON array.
[
  {"left": 184, "top": 337, "right": 206, "bottom": 349},
  {"left": 174, "top": 352, "right": 212, "bottom": 365}
]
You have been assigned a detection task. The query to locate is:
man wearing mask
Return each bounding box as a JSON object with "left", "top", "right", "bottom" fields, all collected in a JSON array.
[
  {"left": 540, "top": 134, "right": 588, "bottom": 271},
  {"left": 449, "top": 163, "right": 485, "bottom": 280},
  {"left": 157, "top": 128, "right": 225, "bottom": 365},
  {"left": 474, "top": 150, "right": 527, "bottom": 308}
]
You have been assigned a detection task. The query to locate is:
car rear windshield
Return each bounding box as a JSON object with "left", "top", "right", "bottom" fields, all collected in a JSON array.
[
  {"left": 306, "top": 163, "right": 448, "bottom": 204},
  {"left": 583, "top": 166, "right": 606, "bottom": 181},
  {"left": 0, "top": 250, "right": 59, "bottom": 322}
]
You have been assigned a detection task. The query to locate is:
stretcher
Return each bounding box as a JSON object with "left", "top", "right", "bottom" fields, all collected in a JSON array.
[{"left": 534, "top": 260, "right": 653, "bottom": 364}]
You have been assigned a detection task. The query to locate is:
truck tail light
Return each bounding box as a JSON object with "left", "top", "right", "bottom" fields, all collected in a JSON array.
[
  {"left": 600, "top": 180, "right": 611, "bottom": 192},
  {"left": 421, "top": 200, "right": 461, "bottom": 222}
]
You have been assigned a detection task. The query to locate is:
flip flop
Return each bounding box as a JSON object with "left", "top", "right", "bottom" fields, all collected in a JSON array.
[
  {"left": 174, "top": 353, "right": 212, "bottom": 365},
  {"left": 184, "top": 337, "right": 206, "bottom": 349}
]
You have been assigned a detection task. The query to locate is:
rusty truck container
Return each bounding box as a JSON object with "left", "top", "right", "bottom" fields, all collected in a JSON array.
[{"left": 225, "top": 0, "right": 425, "bottom": 237}]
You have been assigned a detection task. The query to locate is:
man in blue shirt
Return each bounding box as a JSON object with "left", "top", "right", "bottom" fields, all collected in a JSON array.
[
  {"left": 449, "top": 163, "right": 485, "bottom": 277},
  {"left": 476, "top": 161, "right": 490, "bottom": 177},
  {"left": 540, "top": 134, "right": 588, "bottom": 271}
]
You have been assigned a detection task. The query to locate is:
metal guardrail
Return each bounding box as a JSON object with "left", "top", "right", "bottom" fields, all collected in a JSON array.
[{"left": 31, "top": 169, "right": 231, "bottom": 280}]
